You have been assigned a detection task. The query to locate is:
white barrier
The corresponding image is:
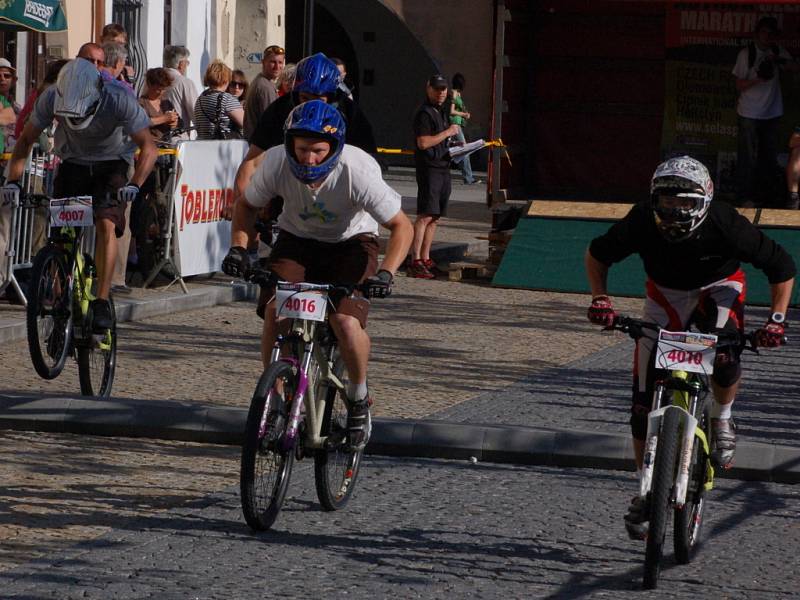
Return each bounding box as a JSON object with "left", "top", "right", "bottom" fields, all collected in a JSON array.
[
  {"left": 171, "top": 139, "right": 249, "bottom": 278},
  {"left": 0, "top": 147, "right": 59, "bottom": 306}
]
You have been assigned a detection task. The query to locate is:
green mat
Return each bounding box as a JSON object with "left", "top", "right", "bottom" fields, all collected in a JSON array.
[{"left": 492, "top": 216, "right": 800, "bottom": 307}]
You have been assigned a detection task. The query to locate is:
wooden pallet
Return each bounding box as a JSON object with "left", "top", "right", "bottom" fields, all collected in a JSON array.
[{"left": 448, "top": 260, "right": 495, "bottom": 282}]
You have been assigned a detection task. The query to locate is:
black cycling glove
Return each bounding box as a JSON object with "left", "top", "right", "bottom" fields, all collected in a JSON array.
[
  {"left": 364, "top": 269, "right": 393, "bottom": 298},
  {"left": 222, "top": 246, "right": 250, "bottom": 278}
]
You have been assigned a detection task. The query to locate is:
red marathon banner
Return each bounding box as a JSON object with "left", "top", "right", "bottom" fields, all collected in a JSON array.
[{"left": 661, "top": 2, "right": 800, "bottom": 202}]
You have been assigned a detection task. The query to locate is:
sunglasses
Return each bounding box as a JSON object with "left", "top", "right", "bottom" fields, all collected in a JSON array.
[
  {"left": 0, "top": 73, "right": 14, "bottom": 80},
  {"left": 229, "top": 81, "right": 246, "bottom": 88},
  {"left": 264, "top": 45, "right": 285, "bottom": 56}
]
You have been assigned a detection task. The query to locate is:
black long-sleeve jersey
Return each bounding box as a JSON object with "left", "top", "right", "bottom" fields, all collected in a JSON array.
[{"left": 589, "top": 201, "right": 796, "bottom": 290}]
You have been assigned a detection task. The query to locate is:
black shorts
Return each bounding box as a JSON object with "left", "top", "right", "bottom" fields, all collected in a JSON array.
[
  {"left": 53, "top": 160, "right": 129, "bottom": 237},
  {"left": 257, "top": 231, "right": 379, "bottom": 327},
  {"left": 416, "top": 166, "right": 451, "bottom": 217}
]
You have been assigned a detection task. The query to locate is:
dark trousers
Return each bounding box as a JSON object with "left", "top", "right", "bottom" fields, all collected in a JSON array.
[{"left": 736, "top": 116, "right": 780, "bottom": 206}]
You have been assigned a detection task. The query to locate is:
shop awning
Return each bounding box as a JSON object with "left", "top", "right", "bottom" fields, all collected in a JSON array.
[{"left": 0, "top": 0, "right": 67, "bottom": 33}]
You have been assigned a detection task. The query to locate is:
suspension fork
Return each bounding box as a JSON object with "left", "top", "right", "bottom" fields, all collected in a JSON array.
[
  {"left": 281, "top": 341, "right": 314, "bottom": 452},
  {"left": 639, "top": 384, "right": 667, "bottom": 499}
]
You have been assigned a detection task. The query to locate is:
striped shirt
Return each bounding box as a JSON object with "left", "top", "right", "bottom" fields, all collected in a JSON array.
[{"left": 193, "top": 90, "right": 242, "bottom": 140}]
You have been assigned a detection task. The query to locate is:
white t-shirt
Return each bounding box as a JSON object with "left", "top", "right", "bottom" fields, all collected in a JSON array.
[
  {"left": 245, "top": 144, "right": 401, "bottom": 243},
  {"left": 732, "top": 44, "right": 792, "bottom": 119}
]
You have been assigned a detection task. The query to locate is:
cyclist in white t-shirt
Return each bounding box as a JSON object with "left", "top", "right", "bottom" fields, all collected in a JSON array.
[
  {"left": 222, "top": 100, "right": 413, "bottom": 449},
  {"left": 732, "top": 16, "right": 799, "bottom": 207}
]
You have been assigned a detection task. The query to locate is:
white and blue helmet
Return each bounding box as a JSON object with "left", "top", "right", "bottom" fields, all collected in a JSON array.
[
  {"left": 53, "top": 59, "right": 102, "bottom": 131},
  {"left": 650, "top": 155, "right": 714, "bottom": 242}
]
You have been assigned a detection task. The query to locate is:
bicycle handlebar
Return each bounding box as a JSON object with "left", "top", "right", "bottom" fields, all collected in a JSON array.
[
  {"left": 607, "top": 314, "right": 780, "bottom": 353},
  {"left": 244, "top": 266, "right": 383, "bottom": 299}
]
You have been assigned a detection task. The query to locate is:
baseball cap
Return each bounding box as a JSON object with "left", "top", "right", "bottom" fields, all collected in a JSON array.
[
  {"left": 427, "top": 74, "right": 448, "bottom": 89},
  {"left": 0, "top": 58, "right": 16, "bottom": 73}
]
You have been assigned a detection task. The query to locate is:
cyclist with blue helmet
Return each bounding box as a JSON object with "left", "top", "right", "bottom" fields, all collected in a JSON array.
[
  {"left": 223, "top": 100, "right": 413, "bottom": 450},
  {"left": 233, "top": 53, "right": 376, "bottom": 208}
]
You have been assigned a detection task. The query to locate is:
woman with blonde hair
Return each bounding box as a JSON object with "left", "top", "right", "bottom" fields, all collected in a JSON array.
[
  {"left": 193, "top": 60, "right": 244, "bottom": 139},
  {"left": 276, "top": 62, "right": 296, "bottom": 97}
]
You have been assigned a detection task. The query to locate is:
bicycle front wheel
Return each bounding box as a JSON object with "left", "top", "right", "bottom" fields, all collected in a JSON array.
[
  {"left": 77, "top": 298, "right": 117, "bottom": 398},
  {"left": 240, "top": 360, "right": 296, "bottom": 531},
  {"left": 674, "top": 399, "right": 710, "bottom": 564},
  {"left": 26, "top": 246, "right": 73, "bottom": 379},
  {"left": 643, "top": 407, "right": 680, "bottom": 590},
  {"left": 314, "top": 349, "right": 365, "bottom": 511}
]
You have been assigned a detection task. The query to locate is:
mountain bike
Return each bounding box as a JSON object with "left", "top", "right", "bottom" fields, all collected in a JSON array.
[
  {"left": 25, "top": 193, "right": 117, "bottom": 398},
  {"left": 610, "top": 315, "right": 763, "bottom": 589},
  {"left": 239, "top": 268, "right": 383, "bottom": 531}
]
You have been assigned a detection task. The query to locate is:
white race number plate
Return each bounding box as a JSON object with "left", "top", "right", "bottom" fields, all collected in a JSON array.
[
  {"left": 275, "top": 289, "right": 327, "bottom": 322},
  {"left": 655, "top": 330, "right": 718, "bottom": 375},
  {"left": 50, "top": 197, "right": 94, "bottom": 227}
]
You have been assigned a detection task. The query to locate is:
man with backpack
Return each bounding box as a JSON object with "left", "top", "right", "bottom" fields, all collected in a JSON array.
[{"left": 732, "top": 16, "right": 798, "bottom": 208}]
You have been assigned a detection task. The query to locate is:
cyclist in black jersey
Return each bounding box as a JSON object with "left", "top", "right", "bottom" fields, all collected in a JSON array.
[{"left": 584, "top": 155, "right": 796, "bottom": 539}]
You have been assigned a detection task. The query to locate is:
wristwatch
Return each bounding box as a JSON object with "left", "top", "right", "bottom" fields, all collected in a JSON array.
[{"left": 770, "top": 312, "right": 786, "bottom": 324}]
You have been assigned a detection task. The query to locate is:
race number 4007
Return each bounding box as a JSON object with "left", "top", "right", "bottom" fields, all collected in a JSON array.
[{"left": 49, "top": 197, "right": 94, "bottom": 227}]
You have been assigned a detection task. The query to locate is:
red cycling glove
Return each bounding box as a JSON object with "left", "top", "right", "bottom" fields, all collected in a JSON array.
[
  {"left": 755, "top": 320, "right": 785, "bottom": 348},
  {"left": 588, "top": 295, "right": 616, "bottom": 327}
]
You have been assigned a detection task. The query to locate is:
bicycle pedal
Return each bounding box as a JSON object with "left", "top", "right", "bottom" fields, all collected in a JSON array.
[{"left": 323, "top": 430, "right": 348, "bottom": 450}]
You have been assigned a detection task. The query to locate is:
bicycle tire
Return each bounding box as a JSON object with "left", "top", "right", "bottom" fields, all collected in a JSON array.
[
  {"left": 77, "top": 298, "right": 117, "bottom": 398},
  {"left": 314, "top": 348, "right": 365, "bottom": 511},
  {"left": 674, "top": 399, "right": 710, "bottom": 564},
  {"left": 26, "top": 246, "right": 73, "bottom": 379},
  {"left": 643, "top": 407, "right": 680, "bottom": 590},
  {"left": 240, "top": 360, "right": 296, "bottom": 531}
]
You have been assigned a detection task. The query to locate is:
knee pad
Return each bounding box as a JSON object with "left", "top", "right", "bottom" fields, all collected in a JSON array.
[
  {"left": 711, "top": 349, "right": 741, "bottom": 388},
  {"left": 630, "top": 390, "right": 650, "bottom": 441}
]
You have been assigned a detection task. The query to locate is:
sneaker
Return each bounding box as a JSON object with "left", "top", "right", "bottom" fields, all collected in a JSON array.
[
  {"left": 346, "top": 395, "right": 373, "bottom": 451},
  {"left": 624, "top": 496, "right": 649, "bottom": 540},
  {"left": 407, "top": 259, "right": 435, "bottom": 279},
  {"left": 786, "top": 192, "right": 800, "bottom": 210},
  {"left": 90, "top": 298, "right": 113, "bottom": 333},
  {"left": 711, "top": 417, "right": 736, "bottom": 469}
]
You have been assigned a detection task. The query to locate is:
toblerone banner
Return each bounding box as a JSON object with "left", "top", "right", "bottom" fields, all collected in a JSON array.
[
  {"left": 662, "top": 2, "right": 800, "bottom": 202},
  {"left": 173, "top": 140, "right": 249, "bottom": 277}
]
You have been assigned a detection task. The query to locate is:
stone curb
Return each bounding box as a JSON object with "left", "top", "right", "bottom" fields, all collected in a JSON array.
[{"left": 0, "top": 393, "right": 797, "bottom": 484}]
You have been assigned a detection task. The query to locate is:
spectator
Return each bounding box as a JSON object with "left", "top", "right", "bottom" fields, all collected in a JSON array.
[
  {"left": 163, "top": 45, "right": 198, "bottom": 135},
  {"left": 15, "top": 59, "right": 68, "bottom": 142},
  {"left": 243, "top": 44, "right": 284, "bottom": 139},
  {"left": 227, "top": 69, "right": 249, "bottom": 105},
  {"left": 732, "top": 16, "right": 799, "bottom": 207},
  {"left": 449, "top": 72, "right": 480, "bottom": 185},
  {"left": 76, "top": 42, "right": 104, "bottom": 68},
  {"left": 100, "top": 23, "right": 134, "bottom": 85},
  {"left": 408, "top": 74, "right": 460, "bottom": 279},
  {"left": 139, "top": 68, "right": 179, "bottom": 141},
  {"left": 194, "top": 61, "right": 244, "bottom": 140},
  {"left": 276, "top": 63, "right": 296, "bottom": 97},
  {"left": 0, "top": 58, "right": 19, "bottom": 155},
  {"left": 331, "top": 57, "right": 354, "bottom": 100},
  {"left": 101, "top": 42, "right": 135, "bottom": 96}
]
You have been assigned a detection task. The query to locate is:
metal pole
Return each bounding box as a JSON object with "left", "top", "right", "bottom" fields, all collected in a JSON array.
[
  {"left": 303, "top": 0, "right": 315, "bottom": 57},
  {"left": 488, "top": 0, "right": 506, "bottom": 208}
]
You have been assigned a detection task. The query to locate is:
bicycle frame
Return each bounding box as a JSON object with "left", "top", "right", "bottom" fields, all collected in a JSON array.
[
  {"left": 266, "top": 317, "right": 346, "bottom": 453},
  {"left": 639, "top": 371, "right": 711, "bottom": 509}
]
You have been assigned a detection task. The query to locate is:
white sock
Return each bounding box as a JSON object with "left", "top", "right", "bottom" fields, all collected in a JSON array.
[
  {"left": 711, "top": 401, "right": 733, "bottom": 420},
  {"left": 347, "top": 381, "right": 368, "bottom": 402}
]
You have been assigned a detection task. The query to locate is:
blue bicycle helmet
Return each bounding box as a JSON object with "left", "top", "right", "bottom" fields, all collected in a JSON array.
[
  {"left": 284, "top": 100, "right": 346, "bottom": 184},
  {"left": 291, "top": 53, "right": 341, "bottom": 103}
]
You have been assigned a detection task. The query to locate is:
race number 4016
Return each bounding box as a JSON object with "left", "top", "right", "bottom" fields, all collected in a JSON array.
[{"left": 275, "top": 289, "right": 327, "bottom": 322}]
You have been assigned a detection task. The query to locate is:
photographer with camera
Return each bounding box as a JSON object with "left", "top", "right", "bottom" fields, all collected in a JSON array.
[{"left": 732, "top": 16, "right": 798, "bottom": 208}]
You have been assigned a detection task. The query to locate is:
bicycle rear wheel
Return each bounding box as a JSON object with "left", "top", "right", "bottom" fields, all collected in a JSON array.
[
  {"left": 240, "top": 360, "right": 296, "bottom": 531},
  {"left": 26, "top": 246, "right": 73, "bottom": 379},
  {"left": 314, "top": 348, "right": 365, "bottom": 511},
  {"left": 77, "top": 298, "right": 117, "bottom": 398},
  {"left": 674, "top": 399, "right": 710, "bottom": 564},
  {"left": 643, "top": 407, "right": 680, "bottom": 590}
]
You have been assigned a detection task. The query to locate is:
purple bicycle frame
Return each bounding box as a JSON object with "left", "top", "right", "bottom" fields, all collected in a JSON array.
[{"left": 257, "top": 356, "right": 309, "bottom": 452}]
